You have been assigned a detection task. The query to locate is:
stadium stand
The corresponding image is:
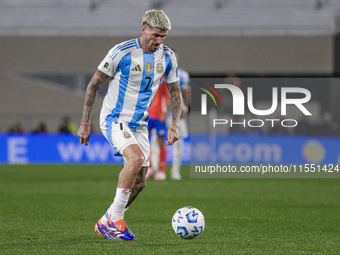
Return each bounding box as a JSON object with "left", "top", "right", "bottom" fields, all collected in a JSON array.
[
  {"left": 1, "top": 0, "right": 340, "bottom": 36},
  {"left": 1, "top": 0, "right": 340, "bottom": 133}
]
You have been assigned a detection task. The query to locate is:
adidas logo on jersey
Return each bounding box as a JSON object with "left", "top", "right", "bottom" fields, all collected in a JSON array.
[{"left": 131, "top": 65, "right": 142, "bottom": 71}]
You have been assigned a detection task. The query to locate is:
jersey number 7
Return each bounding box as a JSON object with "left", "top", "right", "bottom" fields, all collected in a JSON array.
[{"left": 144, "top": 76, "right": 152, "bottom": 91}]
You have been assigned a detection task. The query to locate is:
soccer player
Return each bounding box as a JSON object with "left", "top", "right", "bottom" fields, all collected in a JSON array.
[
  {"left": 146, "top": 79, "right": 170, "bottom": 180},
  {"left": 77, "top": 10, "right": 182, "bottom": 240},
  {"left": 170, "top": 50, "right": 190, "bottom": 180}
]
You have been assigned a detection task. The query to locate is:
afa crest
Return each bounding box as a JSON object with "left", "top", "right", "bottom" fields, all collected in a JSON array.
[
  {"left": 156, "top": 62, "right": 164, "bottom": 74},
  {"left": 122, "top": 130, "right": 131, "bottom": 139},
  {"left": 145, "top": 62, "right": 153, "bottom": 73}
]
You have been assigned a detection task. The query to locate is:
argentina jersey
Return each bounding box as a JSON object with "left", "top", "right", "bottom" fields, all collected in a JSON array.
[{"left": 98, "top": 38, "right": 178, "bottom": 132}]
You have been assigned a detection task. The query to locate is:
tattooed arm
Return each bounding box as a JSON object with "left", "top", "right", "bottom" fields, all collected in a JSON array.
[
  {"left": 77, "top": 70, "right": 109, "bottom": 146},
  {"left": 165, "top": 81, "right": 182, "bottom": 145}
]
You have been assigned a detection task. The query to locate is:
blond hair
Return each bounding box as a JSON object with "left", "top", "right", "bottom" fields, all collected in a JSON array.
[{"left": 142, "top": 9, "right": 172, "bottom": 31}]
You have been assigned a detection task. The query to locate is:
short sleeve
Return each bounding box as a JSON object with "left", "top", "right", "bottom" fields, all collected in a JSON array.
[
  {"left": 163, "top": 52, "right": 179, "bottom": 84},
  {"left": 97, "top": 46, "right": 120, "bottom": 77}
]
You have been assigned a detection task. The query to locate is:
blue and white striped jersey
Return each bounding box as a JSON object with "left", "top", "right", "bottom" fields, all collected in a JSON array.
[{"left": 98, "top": 38, "right": 178, "bottom": 132}]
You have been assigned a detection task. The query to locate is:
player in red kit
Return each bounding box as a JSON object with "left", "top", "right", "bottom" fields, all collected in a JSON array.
[{"left": 146, "top": 79, "right": 170, "bottom": 180}]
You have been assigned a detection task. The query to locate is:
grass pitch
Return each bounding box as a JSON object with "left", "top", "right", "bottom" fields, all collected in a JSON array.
[{"left": 0, "top": 165, "right": 339, "bottom": 254}]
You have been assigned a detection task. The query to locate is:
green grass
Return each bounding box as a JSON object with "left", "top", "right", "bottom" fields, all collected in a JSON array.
[{"left": 0, "top": 165, "right": 339, "bottom": 254}]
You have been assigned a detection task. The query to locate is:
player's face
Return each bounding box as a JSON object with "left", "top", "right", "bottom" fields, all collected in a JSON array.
[{"left": 141, "top": 25, "right": 168, "bottom": 52}]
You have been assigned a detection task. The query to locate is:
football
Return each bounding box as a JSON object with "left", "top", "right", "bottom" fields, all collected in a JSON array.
[{"left": 172, "top": 206, "right": 205, "bottom": 239}]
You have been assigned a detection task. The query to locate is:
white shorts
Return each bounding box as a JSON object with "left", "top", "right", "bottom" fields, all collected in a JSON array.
[{"left": 101, "top": 122, "right": 150, "bottom": 167}]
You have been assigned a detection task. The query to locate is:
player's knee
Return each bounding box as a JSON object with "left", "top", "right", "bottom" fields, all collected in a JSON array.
[{"left": 129, "top": 154, "right": 145, "bottom": 172}]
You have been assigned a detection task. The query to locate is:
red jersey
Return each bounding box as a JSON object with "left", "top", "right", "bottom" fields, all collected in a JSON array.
[{"left": 148, "top": 80, "right": 169, "bottom": 119}]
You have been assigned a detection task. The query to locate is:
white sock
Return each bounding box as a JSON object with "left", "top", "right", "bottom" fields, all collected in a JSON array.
[
  {"left": 171, "top": 139, "right": 182, "bottom": 176},
  {"left": 99, "top": 212, "right": 110, "bottom": 225},
  {"left": 151, "top": 134, "right": 160, "bottom": 171},
  {"left": 107, "top": 188, "right": 131, "bottom": 222}
]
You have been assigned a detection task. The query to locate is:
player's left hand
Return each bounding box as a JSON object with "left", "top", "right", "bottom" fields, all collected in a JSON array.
[
  {"left": 165, "top": 123, "right": 179, "bottom": 146},
  {"left": 77, "top": 124, "right": 91, "bottom": 146}
]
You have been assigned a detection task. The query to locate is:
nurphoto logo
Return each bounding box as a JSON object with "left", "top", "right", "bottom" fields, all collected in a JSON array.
[{"left": 200, "top": 84, "right": 312, "bottom": 129}]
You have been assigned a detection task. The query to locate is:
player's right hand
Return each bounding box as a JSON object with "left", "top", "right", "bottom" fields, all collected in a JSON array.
[{"left": 77, "top": 125, "right": 91, "bottom": 146}]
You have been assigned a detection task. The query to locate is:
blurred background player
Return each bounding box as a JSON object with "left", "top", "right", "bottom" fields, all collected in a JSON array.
[
  {"left": 169, "top": 50, "right": 190, "bottom": 180},
  {"left": 58, "top": 116, "right": 78, "bottom": 134},
  {"left": 146, "top": 78, "right": 170, "bottom": 180}
]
